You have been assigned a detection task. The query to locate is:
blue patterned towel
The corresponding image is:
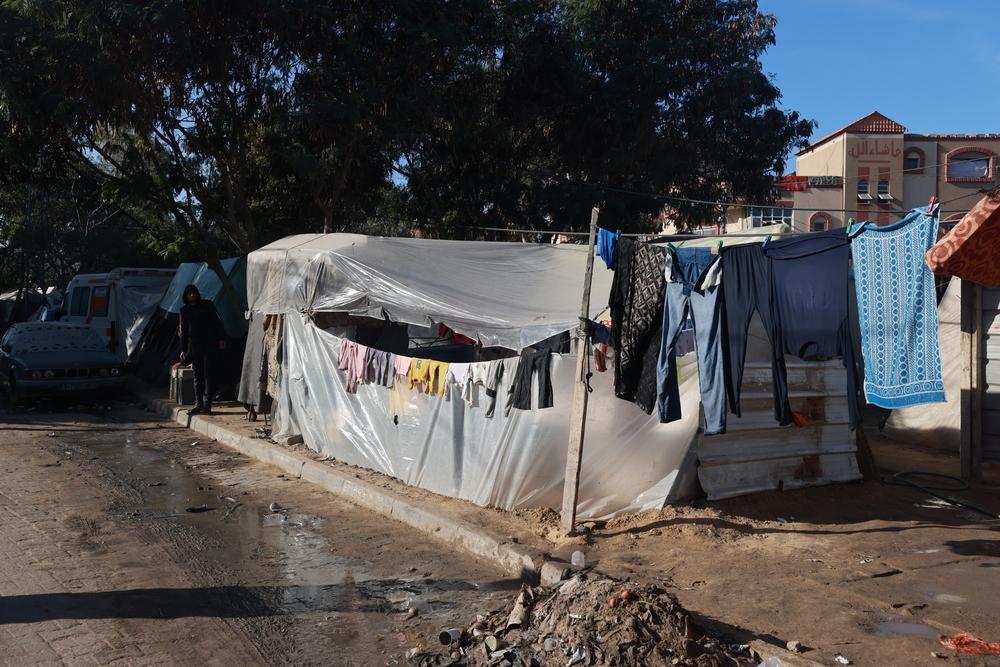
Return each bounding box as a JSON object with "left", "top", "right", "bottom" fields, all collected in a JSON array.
[{"left": 850, "top": 207, "right": 945, "bottom": 408}]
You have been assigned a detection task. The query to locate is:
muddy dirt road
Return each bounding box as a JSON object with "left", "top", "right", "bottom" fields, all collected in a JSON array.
[{"left": 0, "top": 403, "right": 511, "bottom": 666}]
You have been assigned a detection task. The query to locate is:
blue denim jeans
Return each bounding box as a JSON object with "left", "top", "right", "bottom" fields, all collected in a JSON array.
[
  {"left": 669, "top": 247, "right": 718, "bottom": 295},
  {"left": 656, "top": 281, "right": 726, "bottom": 435}
]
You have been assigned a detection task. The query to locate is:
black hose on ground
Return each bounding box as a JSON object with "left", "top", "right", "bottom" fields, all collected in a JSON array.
[{"left": 884, "top": 471, "right": 1000, "bottom": 520}]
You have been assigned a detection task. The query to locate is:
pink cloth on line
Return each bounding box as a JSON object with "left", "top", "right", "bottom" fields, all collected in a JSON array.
[
  {"left": 394, "top": 355, "right": 412, "bottom": 377},
  {"left": 338, "top": 339, "right": 369, "bottom": 393}
]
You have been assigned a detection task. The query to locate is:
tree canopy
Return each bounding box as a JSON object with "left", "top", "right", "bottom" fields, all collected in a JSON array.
[{"left": 0, "top": 0, "right": 813, "bottom": 289}]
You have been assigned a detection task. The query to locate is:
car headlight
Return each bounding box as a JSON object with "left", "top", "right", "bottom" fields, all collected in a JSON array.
[
  {"left": 43, "top": 370, "right": 55, "bottom": 379},
  {"left": 110, "top": 368, "right": 120, "bottom": 376},
  {"left": 98, "top": 368, "right": 109, "bottom": 377}
]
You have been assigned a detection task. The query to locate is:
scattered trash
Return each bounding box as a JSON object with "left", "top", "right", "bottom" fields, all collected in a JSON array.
[
  {"left": 757, "top": 658, "right": 786, "bottom": 667},
  {"left": 262, "top": 513, "right": 286, "bottom": 526},
  {"left": 776, "top": 517, "right": 789, "bottom": 523},
  {"left": 931, "top": 652, "right": 947, "bottom": 659},
  {"left": 221, "top": 503, "right": 243, "bottom": 520},
  {"left": 570, "top": 550, "right": 586, "bottom": 569},
  {"left": 190, "top": 441, "right": 199, "bottom": 447},
  {"left": 911, "top": 602, "right": 928, "bottom": 611},
  {"left": 406, "top": 607, "right": 419, "bottom": 620},
  {"left": 939, "top": 632, "right": 1000, "bottom": 655},
  {"left": 567, "top": 644, "right": 586, "bottom": 666},
  {"left": 505, "top": 587, "right": 533, "bottom": 631},
  {"left": 269, "top": 501, "right": 283, "bottom": 512},
  {"left": 786, "top": 640, "right": 802, "bottom": 653},
  {"left": 46, "top": 432, "right": 56, "bottom": 437},
  {"left": 405, "top": 647, "right": 420, "bottom": 660},
  {"left": 412, "top": 576, "right": 756, "bottom": 666},
  {"left": 185, "top": 505, "right": 212, "bottom": 513},
  {"left": 438, "top": 628, "right": 465, "bottom": 646},
  {"left": 148, "top": 481, "right": 164, "bottom": 487},
  {"left": 834, "top": 655, "right": 852, "bottom": 664}
]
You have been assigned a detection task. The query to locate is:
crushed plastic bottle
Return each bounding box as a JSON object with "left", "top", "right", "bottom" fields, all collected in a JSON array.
[
  {"left": 263, "top": 513, "right": 286, "bottom": 527},
  {"left": 571, "top": 550, "right": 586, "bottom": 568}
]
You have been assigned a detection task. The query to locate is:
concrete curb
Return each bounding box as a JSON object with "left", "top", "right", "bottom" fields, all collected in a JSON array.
[{"left": 143, "top": 394, "right": 542, "bottom": 582}]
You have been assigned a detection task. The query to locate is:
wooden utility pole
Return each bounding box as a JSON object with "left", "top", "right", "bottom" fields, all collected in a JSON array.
[
  {"left": 560, "top": 207, "right": 600, "bottom": 534},
  {"left": 960, "top": 279, "right": 984, "bottom": 480}
]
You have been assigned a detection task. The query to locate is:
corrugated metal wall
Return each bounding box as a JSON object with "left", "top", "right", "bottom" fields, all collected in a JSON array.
[{"left": 983, "top": 288, "right": 1000, "bottom": 463}]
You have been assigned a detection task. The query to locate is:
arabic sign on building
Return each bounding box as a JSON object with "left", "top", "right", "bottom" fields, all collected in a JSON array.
[
  {"left": 777, "top": 175, "right": 843, "bottom": 191},
  {"left": 848, "top": 140, "right": 901, "bottom": 158}
]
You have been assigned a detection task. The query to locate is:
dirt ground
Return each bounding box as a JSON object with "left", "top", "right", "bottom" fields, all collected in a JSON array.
[
  {"left": 0, "top": 402, "right": 513, "bottom": 666},
  {"left": 204, "top": 406, "right": 1000, "bottom": 666}
]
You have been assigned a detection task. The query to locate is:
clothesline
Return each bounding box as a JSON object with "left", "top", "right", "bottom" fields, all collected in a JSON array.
[{"left": 581, "top": 182, "right": 986, "bottom": 215}]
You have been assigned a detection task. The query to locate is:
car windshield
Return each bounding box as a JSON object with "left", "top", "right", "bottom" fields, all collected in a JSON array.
[{"left": 7, "top": 324, "right": 107, "bottom": 355}]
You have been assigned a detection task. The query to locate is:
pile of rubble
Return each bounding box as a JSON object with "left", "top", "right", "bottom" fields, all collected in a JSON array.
[{"left": 407, "top": 575, "right": 757, "bottom": 666}]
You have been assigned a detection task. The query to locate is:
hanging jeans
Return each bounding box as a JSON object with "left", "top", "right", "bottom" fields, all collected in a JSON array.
[
  {"left": 656, "top": 248, "right": 726, "bottom": 434},
  {"left": 721, "top": 244, "right": 791, "bottom": 425},
  {"left": 764, "top": 229, "right": 862, "bottom": 427},
  {"left": 506, "top": 344, "right": 555, "bottom": 414}
]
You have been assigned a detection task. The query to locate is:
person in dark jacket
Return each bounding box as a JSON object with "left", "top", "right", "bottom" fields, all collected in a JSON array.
[{"left": 179, "top": 284, "right": 226, "bottom": 414}]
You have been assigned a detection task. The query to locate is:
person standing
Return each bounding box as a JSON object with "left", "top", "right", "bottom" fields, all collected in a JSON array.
[{"left": 179, "top": 284, "right": 226, "bottom": 414}]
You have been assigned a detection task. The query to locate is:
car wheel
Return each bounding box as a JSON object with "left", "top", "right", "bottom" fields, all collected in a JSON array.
[
  {"left": 7, "top": 374, "right": 21, "bottom": 408},
  {"left": 5, "top": 374, "right": 20, "bottom": 407}
]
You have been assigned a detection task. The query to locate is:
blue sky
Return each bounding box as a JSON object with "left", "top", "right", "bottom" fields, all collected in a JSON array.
[{"left": 759, "top": 0, "right": 1000, "bottom": 165}]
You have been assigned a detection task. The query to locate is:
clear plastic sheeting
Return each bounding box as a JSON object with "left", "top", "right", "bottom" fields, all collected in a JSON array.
[
  {"left": 247, "top": 234, "right": 615, "bottom": 350},
  {"left": 273, "top": 314, "right": 701, "bottom": 519},
  {"left": 116, "top": 285, "right": 167, "bottom": 359}
]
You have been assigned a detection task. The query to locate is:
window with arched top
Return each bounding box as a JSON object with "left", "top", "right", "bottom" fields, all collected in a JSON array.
[
  {"left": 809, "top": 213, "right": 831, "bottom": 232},
  {"left": 904, "top": 147, "right": 925, "bottom": 173},
  {"left": 946, "top": 147, "right": 996, "bottom": 182}
]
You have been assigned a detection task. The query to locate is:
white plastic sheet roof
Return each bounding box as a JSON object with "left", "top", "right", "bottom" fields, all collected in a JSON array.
[{"left": 247, "top": 234, "right": 615, "bottom": 350}]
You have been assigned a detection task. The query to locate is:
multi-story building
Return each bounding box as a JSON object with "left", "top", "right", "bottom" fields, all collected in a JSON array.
[
  {"left": 765, "top": 111, "right": 1000, "bottom": 232},
  {"left": 664, "top": 111, "right": 1000, "bottom": 235}
]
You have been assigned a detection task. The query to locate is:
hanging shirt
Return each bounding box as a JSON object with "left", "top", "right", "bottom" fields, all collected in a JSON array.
[
  {"left": 850, "top": 206, "right": 945, "bottom": 408},
  {"left": 394, "top": 355, "right": 412, "bottom": 379},
  {"left": 447, "top": 362, "right": 470, "bottom": 402},
  {"left": 609, "top": 238, "right": 668, "bottom": 414},
  {"left": 338, "top": 339, "right": 368, "bottom": 393},
  {"left": 408, "top": 358, "right": 450, "bottom": 398}
]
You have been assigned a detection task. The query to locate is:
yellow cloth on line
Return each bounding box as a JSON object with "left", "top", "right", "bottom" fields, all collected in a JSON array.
[{"left": 408, "top": 358, "right": 450, "bottom": 398}]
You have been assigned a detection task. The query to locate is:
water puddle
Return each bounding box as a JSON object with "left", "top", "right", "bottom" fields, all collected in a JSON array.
[
  {"left": 873, "top": 612, "right": 939, "bottom": 639},
  {"left": 874, "top": 621, "right": 940, "bottom": 638},
  {"left": 77, "top": 418, "right": 499, "bottom": 622}
]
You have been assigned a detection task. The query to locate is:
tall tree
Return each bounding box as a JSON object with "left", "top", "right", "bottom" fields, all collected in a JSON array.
[{"left": 0, "top": 0, "right": 813, "bottom": 280}]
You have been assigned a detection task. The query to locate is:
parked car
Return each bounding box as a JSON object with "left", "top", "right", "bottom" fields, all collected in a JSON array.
[{"left": 0, "top": 322, "right": 127, "bottom": 403}]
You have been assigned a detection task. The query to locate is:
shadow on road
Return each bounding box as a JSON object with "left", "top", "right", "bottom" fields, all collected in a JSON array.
[{"left": 0, "top": 577, "right": 520, "bottom": 624}]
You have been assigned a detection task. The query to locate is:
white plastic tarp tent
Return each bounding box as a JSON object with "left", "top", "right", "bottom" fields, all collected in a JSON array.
[
  {"left": 249, "top": 234, "right": 703, "bottom": 518},
  {"left": 159, "top": 257, "right": 247, "bottom": 336},
  {"left": 249, "top": 234, "right": 611, "bottom": 350},
  {"left": 117, "top": 285, "right": 168, "bottom": 358}
]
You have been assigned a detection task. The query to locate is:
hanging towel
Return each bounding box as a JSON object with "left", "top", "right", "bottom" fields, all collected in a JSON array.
[
  {"left": 596, "top": 227, "right": 619, "bottom": 270},
  {"left": 851, "top": 206, "right": 945, "bottom": 408}
]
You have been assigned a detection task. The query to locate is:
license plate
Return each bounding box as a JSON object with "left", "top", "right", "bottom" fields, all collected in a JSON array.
[{"left": 60, "top": 383, "right": 97, "bottom": 391}]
